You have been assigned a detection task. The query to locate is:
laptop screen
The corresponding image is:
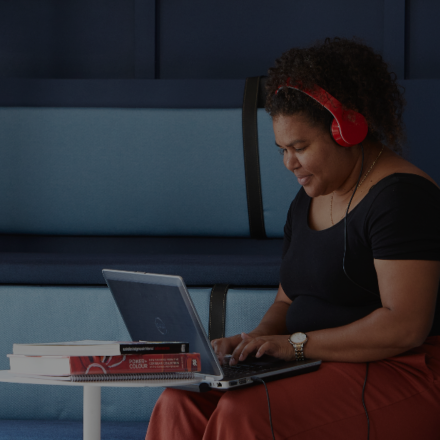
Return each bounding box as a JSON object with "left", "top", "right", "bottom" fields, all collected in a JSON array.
[{"left": 103, "top": 270, "right": 222, "bottom": 378}]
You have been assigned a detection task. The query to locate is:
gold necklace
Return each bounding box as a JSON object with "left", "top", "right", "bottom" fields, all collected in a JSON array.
[{"left": 330, "top": 146, "right": 384, "bottom": 225}]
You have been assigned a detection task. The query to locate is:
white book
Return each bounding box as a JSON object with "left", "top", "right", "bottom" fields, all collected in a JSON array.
[
  {"left": 12, "top": 340, "right": 189, "bottom": 356},
  {"left": 8, "top": 354, "right": 71, "bottom": 376}
]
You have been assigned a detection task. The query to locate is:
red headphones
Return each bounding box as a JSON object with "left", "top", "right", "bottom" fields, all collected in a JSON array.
[{"left": 276, "top": 78, "right": 368, "bottom": 147}]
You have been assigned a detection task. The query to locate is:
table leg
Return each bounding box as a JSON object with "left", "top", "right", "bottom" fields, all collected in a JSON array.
[{"left": 83, "top": 386, "right": 101, "bottom": 440}]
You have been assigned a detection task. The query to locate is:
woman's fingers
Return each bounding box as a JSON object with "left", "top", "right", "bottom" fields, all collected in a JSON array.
[
  {"left": 238, "top": 338, "right": 268, "bottom": 361},
  {"left": 211, "top": 335, "right": 242, "bottom": 363},
  {"left": 256, "top": 337, "right": 295, "bottom": 361},
  {"left": 229, "top": 335, "right": 293, "bottom": 364},
  {"left": 211, "top": 338, "right": 227, "bottom": 363},
  {"left": 230, "top": 337, "right": 262, "bottom": 365},
  {"left": 255, "top": 341, "right": 273, "bottom": 358},
  {"left": 230, "top": 341, "right": 247, "bottom": 365}
]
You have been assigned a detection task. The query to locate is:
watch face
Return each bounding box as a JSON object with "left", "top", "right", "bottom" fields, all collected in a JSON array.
[{"left": 290, "top": 332, "right": 307, "bottom": 344}]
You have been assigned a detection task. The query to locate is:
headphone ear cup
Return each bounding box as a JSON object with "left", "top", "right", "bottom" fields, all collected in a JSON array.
[
  {"left": 278, "top": 79, "right": 368, "bottom": 147},
  {"left": 331, "top": 119, "right": 353, "bottom": 147}
]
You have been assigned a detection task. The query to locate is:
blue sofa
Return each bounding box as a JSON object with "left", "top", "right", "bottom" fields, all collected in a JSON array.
[{"left": 0, "top": 79, "right": 439, "bottom": 439}]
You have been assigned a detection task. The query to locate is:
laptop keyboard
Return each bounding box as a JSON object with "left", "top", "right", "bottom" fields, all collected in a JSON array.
[{"left": 221, "top": 362, "right": 278, "bottom": 380}]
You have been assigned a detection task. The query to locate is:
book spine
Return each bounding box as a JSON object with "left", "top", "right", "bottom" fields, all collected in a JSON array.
[
  {"left": 69, "top": 353, "right": 201, "bottom": 375},
  {"left": 119, "top": 343, "right": 189, "bottom": 355},
  {"left": 70, "top": 372, "right": 196, "bottom": 382}
]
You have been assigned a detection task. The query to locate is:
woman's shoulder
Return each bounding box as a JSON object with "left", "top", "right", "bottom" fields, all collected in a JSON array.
[
  {"left": 362, "top": 156, "right": 440, "bottom": 229},
  {"left": 363, "top": 157, "right": 440, "bottom": 260},
  {"left": 366, "top": 150, "right": 440, "bottom": 200},
  {"left": 352, "top": 151, "right": 440, "bottom": 236},
  {"left": 374, "top": 151, "right": 439, "bottom": 189}
]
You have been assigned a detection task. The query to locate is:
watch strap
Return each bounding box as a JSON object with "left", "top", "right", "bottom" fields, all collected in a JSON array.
[{"left": 293, "top": 343, "right": 305, "bottom": 361}]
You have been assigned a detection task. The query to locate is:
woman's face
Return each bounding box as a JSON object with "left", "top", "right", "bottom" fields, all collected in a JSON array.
[{"left": 272, "top": 113, "right": 358, "bottom": 198}]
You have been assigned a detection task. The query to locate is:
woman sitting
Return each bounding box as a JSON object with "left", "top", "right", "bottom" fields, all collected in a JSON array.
[{"left": 146, "top": 37, "right": 440, "bottom": 440}]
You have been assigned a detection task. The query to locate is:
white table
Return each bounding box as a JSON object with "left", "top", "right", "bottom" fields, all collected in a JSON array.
[{"left": 0, "top": 370, "right": 201, "bottom": 440}]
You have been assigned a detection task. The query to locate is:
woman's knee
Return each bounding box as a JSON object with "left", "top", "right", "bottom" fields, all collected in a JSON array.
[
  {"left": 155, "top": 388, "right": 223, "bottom": 419},
  {"left": 154, "top": 388, "right": 186, "bottom": 410},
  {"left": 213, "top": 389, "right": 260, "bottom": 422}
]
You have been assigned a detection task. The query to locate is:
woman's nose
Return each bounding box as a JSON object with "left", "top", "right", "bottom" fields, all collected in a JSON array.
[{"left": 284, "top": 151, "right": 299, "bottom": 172}]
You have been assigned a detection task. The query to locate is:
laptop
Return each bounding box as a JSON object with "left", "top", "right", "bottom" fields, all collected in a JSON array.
[{"left": 102, "top": 269, "right": 321, "bottom": 391}]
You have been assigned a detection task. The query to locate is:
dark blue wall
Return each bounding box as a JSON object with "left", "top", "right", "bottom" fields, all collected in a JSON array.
[
  {"left": 406, "top": 0, "right": 440, "bottom": 79},
  {"left": 0, "top": 0, "right": 437, "bottom": 104},
  {"left": 1, "top": 0, "right": 437, "bottom": 81},
  {"left": 158, "top": 0, "right": 384, "bottom": 79},
  {"left": 0, "top": 1, "right": 140, "bottom": 78}
]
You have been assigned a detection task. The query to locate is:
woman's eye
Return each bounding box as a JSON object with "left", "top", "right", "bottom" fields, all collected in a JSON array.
[
  {"left": 294, "top": 147, "right": 305, "bottom": 152},
  {"left": 278, "top": 148, "right": 286, "bottom": 156}
]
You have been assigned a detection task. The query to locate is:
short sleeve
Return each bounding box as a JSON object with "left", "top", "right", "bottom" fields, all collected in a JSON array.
[
  {"left": 366, "top": 178, "right": 440, "bottom": 260},
  {"left": 281, "top": 192, "right": 301, "bottom": 259}
]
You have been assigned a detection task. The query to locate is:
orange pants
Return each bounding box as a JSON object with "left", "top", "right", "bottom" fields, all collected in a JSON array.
[{"left": 145, "top": 336, "right": 440, "bottom": 440}]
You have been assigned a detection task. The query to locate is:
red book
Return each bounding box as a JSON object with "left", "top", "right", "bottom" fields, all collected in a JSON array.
[{"left": 70, "top": 353, "right": 201, "bottom": 375}]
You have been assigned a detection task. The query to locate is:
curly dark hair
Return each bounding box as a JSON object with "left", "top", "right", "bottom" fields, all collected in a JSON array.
[{"left": 265, "top": 37, "right": 406, "bottom": 156}]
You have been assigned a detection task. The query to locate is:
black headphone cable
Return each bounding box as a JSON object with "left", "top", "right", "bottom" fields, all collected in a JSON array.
[
  {"left": 250, "top": 376, "right": 276, "bottom": 440},
  {"left": 343, "top": 143, "right": 377, "bottom": 440},
  {"left": 342, "top": 144, "right": 381, "bottom": 298},
  {"left": 362, "top": 362, "right": 371, "bottom": 440}
]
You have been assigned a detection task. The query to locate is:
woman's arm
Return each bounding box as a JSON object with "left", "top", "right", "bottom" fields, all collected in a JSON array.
[
  {"left": 248, "top": 284, "right": 292, "bottom": 336},
  {"left": 232, "top": 259, "right": 440, "bottom": 364},
  {"left": 304, "top": 259, "right": 440, "bottom": 362},
  {"left": 211, "top": 284, "right": 291, "bottom": 363}
]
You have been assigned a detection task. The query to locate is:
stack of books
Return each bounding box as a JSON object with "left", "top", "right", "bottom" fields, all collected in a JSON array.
[{"left": 8, "top": 340, "right": 201, "bottom": 382}]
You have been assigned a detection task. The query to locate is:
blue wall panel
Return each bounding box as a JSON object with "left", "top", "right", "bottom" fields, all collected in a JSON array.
[
  {"left": 383, "top": 0, "right": 405, "bottom": 79},
  {"left": 402, "top": 80, "right": 440, "bottom": 183},
  {"left": 1, "top": 0, "right": 439, "bottom": 81},
  {"left": 0, "top": 0, "right": 156, "bottom": 79},
  {"left": 405, "top": 0, "right": 440, "bottom": 79},
  {"left": 158, "top": 0, "right": 384, "bottom": 79}
]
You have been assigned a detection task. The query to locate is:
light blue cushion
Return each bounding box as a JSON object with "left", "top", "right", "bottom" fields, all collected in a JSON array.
[
  {"left": 0, "top": 108, "right": 247, "bottom": 236},
  {"left": 224, "top": 288, "right": 276, "bottom": 337},
  {"left": 0, "top": 108, "right": 298, "bottom": 238}
]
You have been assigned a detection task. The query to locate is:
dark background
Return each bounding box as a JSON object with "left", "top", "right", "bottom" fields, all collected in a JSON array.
[
  {"left": 0, "top": 0, "right": 438, "bottom": 104},
  {"left": 1, "top": 0, "right": 438, "bottom": 81}
]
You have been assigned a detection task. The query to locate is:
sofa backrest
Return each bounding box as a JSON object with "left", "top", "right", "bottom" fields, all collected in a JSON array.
[{"left": 0, "top": 108, "right": 300, "bottom": 238}]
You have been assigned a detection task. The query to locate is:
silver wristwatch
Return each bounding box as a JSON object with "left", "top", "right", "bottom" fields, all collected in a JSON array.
[{"left": 288, "top": 332, "right": 308, "bottom": 361}]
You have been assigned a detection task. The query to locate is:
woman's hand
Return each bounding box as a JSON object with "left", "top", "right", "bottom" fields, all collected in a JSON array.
[
  {"left": 229, "top": 333, "right": 295, "bottom": 365},
  {"left": 211, "top": 334, "right": 243, "bottom": 365}
]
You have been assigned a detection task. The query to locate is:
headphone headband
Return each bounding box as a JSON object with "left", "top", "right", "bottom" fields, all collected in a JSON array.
[{"left": 276, "top": 78, "right": 368, "bottom": 147}]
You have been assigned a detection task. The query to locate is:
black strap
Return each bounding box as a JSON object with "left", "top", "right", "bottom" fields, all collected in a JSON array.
[
  {"left": 208, "top": 284, "right": 230, "bottom": 341},
  {"left": 242, "top": 76, "right": 267, "bottom": 239}
]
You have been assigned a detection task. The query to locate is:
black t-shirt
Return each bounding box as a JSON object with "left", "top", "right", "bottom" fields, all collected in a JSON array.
[{"left": 280, "top": 173, "right": 440, "bottom": 336}]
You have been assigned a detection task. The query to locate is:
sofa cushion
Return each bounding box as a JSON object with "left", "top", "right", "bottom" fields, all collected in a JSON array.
[{"left": 0, "top": 235, "right": 283, "bottom": 285}]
